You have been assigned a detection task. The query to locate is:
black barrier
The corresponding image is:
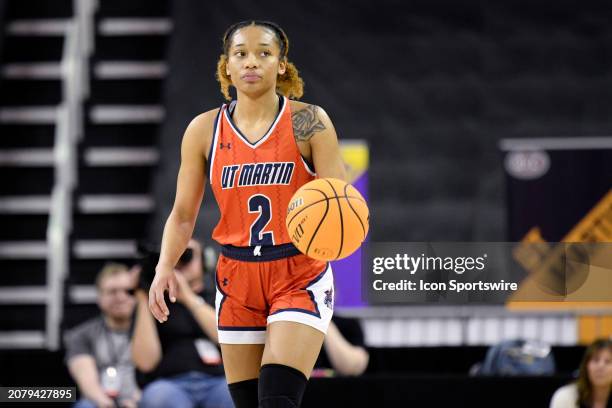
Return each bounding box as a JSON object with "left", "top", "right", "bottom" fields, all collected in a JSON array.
[{"left": 303, "top": 375, "right": 572, "bottom": 408}]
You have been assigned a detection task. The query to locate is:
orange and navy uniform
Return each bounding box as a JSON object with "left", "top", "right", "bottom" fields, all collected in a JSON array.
[
  {"left": 208, "top": 95, "right": 316, "bottom": 247},
  {"left": 207, "top": 95, "right": 334, "bottom": 344}
]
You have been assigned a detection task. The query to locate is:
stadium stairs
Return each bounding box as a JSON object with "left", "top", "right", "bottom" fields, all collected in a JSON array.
[
  {"left": 0, "top": 0, "right": 171, "bottom": 347},
  {"left": 0, "top": 0, "right": 73, "bottom": 350},
  {"left": 64, "top": 0, "right": 170, "bottom": 331}
]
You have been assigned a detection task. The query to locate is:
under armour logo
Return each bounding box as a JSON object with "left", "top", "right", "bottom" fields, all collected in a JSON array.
[
  {"left": 220, "top": 142, "right": 231, "bottom": 149},
  {"left": 253, "top": 245, "right": 262, "bottom": 256},
  {"left": 222, "top": 278, "right": 229, "bottom": 286}
]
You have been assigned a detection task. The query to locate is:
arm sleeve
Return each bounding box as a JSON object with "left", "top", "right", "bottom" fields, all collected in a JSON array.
[
  {"left": 549, "top": 385, "right": 576, "bottom": 408},
  {"left": 63, "top": 323, "right": 94, "bottom": 363}
]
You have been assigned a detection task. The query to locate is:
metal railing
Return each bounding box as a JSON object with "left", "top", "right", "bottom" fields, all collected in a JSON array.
[{"left": 45, "top": 0, "right": 96, "bottom": 350}]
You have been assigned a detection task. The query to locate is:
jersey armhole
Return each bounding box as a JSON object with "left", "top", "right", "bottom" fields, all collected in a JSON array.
[
  {"left": 206, "top": 106, "right": 224, "bottom": 182},
  {"left": 301, "top": 156, "right": 316, "bottom": 176}
]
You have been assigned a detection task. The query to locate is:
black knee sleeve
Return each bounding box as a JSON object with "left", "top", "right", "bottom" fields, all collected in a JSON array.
[
  {"left": 228, "top": 378, "right": 259, "bottom": 408},
  {"left": 258, "top": 364, "right": 308, "bottom": 408}
]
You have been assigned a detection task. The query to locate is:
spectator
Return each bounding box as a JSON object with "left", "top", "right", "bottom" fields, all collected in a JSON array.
[
  {"left": 132, "top": 239, "right": 233, "bottom": 408},
  {"left": 550, "top": 338, "right": 612, "bottom": 408},
  {"left": 64, "top": 263, "right": 140, "bottom": 408},
  {"left": 312, "top": 315, "right": 369, "bottom": 377}
]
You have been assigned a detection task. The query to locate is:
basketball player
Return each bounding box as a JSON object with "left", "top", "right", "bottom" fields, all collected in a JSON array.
[{"left": 149, "top": 21, "right": 346, "bottom": 408}]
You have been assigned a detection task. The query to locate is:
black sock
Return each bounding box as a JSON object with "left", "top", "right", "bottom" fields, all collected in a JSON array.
[
  {"left": 228, "top": 378, "right": 259, "bottom": 408},
  {"left": 258, "top": 364, "right": 308, "bottom": 408}
]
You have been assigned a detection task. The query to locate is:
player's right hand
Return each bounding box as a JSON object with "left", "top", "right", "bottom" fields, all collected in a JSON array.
[{"left": 148, "top": 265, "right": 178, "bottom": 323}]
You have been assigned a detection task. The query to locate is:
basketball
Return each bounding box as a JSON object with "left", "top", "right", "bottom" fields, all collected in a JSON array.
[{"left": 286, "top": 178, "right": 369, "bottom": 261}]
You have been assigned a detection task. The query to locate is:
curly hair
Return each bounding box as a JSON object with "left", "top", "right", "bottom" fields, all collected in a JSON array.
[
  {"left": 216, "top": 20, "right": 304, "bottom": 101},
  {"left": 576, "top": 338, "right": 612, "bottom": 406}
]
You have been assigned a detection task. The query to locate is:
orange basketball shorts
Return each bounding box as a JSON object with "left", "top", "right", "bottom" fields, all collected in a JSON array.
[{"left": 214, "top": 244, "right": 334, "bottom": 344}]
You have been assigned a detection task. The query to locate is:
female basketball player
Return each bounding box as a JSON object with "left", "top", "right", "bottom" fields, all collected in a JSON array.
[{"left": 149, "top": 21, "right": 346, "bottom": 408}]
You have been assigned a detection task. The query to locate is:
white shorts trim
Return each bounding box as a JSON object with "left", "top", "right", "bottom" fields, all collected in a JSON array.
[
  {"left": 267, "top": 311, "right": 329, "bottom": 334},
  {"left": 218, "top": 329, "right": 266, "bottom": 345},
  {"left": 267, "top": 264, "right": 334, "bottom": 335}
]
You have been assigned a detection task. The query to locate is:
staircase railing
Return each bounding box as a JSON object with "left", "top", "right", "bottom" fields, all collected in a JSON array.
[{"left": 46, "top": 0, "right": 96, "bottom": 350}]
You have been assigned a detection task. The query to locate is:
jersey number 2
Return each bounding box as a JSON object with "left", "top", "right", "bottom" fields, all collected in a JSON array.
[{"left": 248, "top": 194, "right": 274, "bottom": 246}]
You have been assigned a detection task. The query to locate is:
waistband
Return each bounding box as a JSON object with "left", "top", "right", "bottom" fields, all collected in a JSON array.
[{"left": 221, "top": 243, "right": 302, "bottom": 262}]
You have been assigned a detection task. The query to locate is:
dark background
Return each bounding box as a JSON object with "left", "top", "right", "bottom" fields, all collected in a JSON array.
[{"left": 151, "top": 0, "right": 612, "bottom": 243}]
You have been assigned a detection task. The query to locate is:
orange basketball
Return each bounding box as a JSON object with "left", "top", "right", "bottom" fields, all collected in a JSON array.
[{"left": 286, "top": 178, "right": 369, "bottom": 261}]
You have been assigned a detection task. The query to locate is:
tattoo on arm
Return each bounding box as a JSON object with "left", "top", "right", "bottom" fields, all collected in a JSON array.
[{"left": 292, "top": 105, "right": 327, "bottom": 141}]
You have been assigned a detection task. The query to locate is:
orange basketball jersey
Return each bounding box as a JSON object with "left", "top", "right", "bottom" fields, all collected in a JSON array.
[{"left": 208, "top": 96, "right": 316, "bottom": 247}]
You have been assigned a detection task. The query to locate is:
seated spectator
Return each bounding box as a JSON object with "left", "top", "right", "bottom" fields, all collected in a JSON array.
[
  {"left": 64, "top": 263, "right": 140, "bottom": 408},
  {"left": 131, "top": 239, "right": 233, "bottom": 408},
  {"left": 550, "top": 338, "right": 612, "bottom": 408},
  {"left": 312, "top": 315, "right": 369, "bottom": 377}
]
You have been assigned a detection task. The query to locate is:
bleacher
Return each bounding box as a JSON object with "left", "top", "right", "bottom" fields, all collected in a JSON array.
[
  {"left": 64, "top": 0, "right": 170, "bottom": 330},
  {"left": 0, "top": 0, "right": 74, "bottom": 349},
  {"left": 0, "top": 0, "right": 170, "bottom": 343}
]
